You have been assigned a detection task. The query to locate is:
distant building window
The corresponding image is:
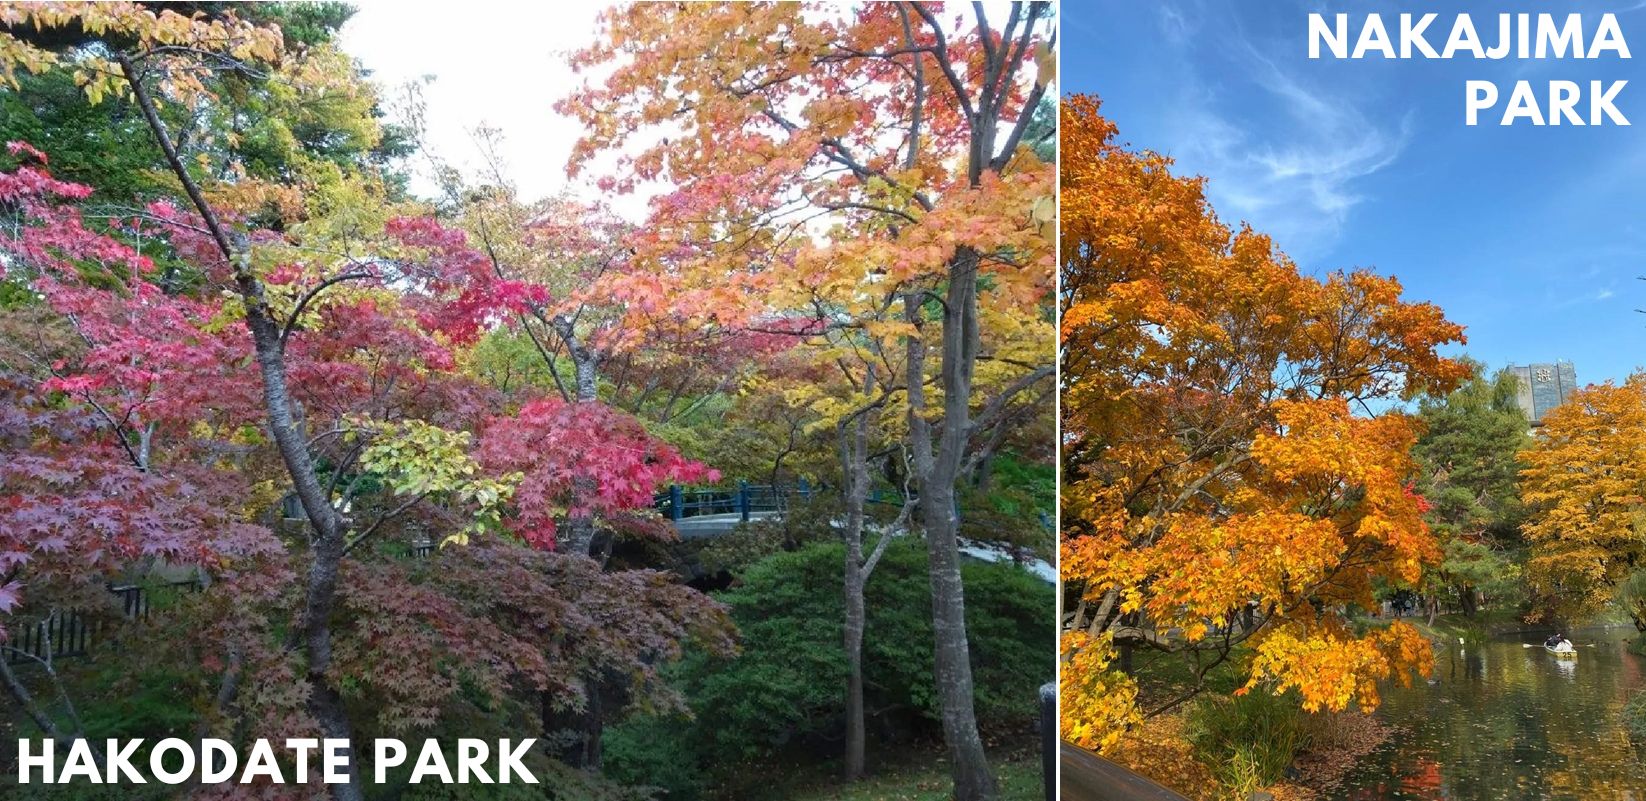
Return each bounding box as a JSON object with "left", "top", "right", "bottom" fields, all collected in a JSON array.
[{"left": 1508, "top": 362, "right": 1576, "bottom": 424}]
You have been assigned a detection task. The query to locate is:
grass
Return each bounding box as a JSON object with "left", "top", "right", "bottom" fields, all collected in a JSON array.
[
  {"left": 1354, "top": 606, "right": 1530, "bottom": 646},
  {"left": 1184, "top": 690, "right": 1309, "bottom": 796},
  {"left": 1123, "top": 644, "right": 1252, "bottom": 711},
  {"left": 758, "top": 748, "right": 1044, "bottom": 801}
]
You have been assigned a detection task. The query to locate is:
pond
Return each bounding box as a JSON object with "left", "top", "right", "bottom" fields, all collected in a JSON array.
[{"left": 1338, "top": 625, "right": 1646, "bottom": 799}]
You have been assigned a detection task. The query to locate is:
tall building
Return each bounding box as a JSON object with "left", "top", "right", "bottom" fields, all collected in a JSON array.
[{"left": 1507, "top": 362, "right": 1577, "bottom": 424}]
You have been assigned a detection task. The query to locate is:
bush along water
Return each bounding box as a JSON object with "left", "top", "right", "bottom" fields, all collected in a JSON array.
[{"left": 1185, "top": 689, "right": 1311, "bottom": 797}]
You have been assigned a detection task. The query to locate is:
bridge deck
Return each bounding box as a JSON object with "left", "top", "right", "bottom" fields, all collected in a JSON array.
[{"left": 672, "top": 510, "right": 783, "bottom": 539}]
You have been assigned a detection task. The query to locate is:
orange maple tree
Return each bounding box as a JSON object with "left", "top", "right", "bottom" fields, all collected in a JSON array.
[
  {"left": 1059, "top": 95, "right": 1468, "bottom": 749},
  {"left": 1519, "top": 374, "right": 1646, "bottom": 623}
]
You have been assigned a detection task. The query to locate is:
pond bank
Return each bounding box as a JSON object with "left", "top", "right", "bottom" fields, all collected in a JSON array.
[{"left": 1266, "top": 712, "right": 1393, "bottom": 800}]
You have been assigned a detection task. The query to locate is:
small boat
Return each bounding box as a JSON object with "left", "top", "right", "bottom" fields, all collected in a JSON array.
[{"left": 1545, "top": 643, "right": 1578, "bottom": 659}]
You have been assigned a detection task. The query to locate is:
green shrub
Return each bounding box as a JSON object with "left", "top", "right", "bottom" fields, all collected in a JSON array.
[
  {"left": 695, "top": 496, "right": 845, "bottom": 575},
  {"left": 1624, "top": 692, "right": 1646, "bottom": 740},
  {"left": 1185, "top": 690, "right": 1309, "bottom": 791},
  {"left": 603, "top": 712, "right": 710, "bottom": 800},
  {"left": 605, "top": 538, "right": 1054, "bottom": 792},
  {"left": 682, "top": 538, "right": 933, "bottom": 764}
]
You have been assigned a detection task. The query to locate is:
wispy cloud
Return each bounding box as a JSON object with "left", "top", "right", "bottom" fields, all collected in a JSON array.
[
  {"left": 1157, "top": 4, "right": 1195, "bottom": 44},
  {"left": 1149, "top": 5, "right": 1410, "bottom": 259},
  {"left": 1543, "top": 264, "right": 1623, "bottom": 309},
  {"left": 1548, "top": 285, "right": 1618, "bottom": 309}
]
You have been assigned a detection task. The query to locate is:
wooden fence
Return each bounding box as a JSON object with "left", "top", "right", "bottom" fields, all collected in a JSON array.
[{"left": 4, "top": 579, "right": 200, "bottom": 666}]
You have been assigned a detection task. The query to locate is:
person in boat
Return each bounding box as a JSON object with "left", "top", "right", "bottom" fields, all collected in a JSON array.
[{"left": 1545, "top": 633, "right": 1571, "bottom": 649}]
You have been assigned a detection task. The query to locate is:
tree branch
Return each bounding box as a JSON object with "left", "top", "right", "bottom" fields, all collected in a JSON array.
[
  {"left": 280, "top": 270, "right": 375, "bottom": 347},
  {"left": 341, "top": 493, "right": 428, "bottom": 557}
]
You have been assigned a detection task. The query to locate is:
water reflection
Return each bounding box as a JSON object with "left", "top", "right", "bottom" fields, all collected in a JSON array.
[{"left": 1339, "top": 626, "right": 1646, "bottom": 799}]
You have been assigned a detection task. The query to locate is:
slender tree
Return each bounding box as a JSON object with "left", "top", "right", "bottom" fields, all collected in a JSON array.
[{"left": 564, "top": 5, "right": 1055, "bottom": 796}]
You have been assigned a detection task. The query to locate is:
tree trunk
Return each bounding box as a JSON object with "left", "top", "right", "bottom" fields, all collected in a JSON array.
[
  {"left": 905, "top": 269, "right": 998, "bottom": 801},
  {"left": 545, "top": 320, "right": 605, "bottom": 769},
  {"left": 543, "top": 686, "right": 603, "bottom": 769},
  {"left": 841, "top": 369, "right": 875, "bottom": 782},
  {"left": 843, "top": 555, "right": 869, "bottom": 777},
  {"left": 556, "top": 321, "right": 601, "bottom": 556},
  {"left": 121, "top": 54, "right": 364, "bottom": 801},
  {"left": 972, "top": 451, "right": 994, "bottom": 492}
]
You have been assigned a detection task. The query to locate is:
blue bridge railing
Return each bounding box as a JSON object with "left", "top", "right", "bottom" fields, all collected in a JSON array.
[
  {"left": 654, "top": 480, "right": 817, "bottom": 523},
  {"left": 651, "top": 481, "right": 922, "bottom": 523}
]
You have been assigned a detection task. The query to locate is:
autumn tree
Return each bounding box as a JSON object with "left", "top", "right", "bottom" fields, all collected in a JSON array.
[
  {"left": 382, "top": 191, "right": 750, "bottom": 766},
  {"left": 1519, "top": 374, "right": 1646, "bottom": 624},
  {"left": 0, "top": 6, "right": 731, "bottom": 797},
  {"left": 1059, "top": 95, "right": 1468, "bottom": 749},
  {"left": 563, "top": 4, "right": 1056, "bottom": 796},
  {"left": 696, "top": 353, "right": 835, "bottom": 489}
]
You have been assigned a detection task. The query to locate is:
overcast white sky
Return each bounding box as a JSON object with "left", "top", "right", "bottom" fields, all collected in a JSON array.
[
  {"left": 338, "top": 1, "right": 1043, "bottom": 222},
  {"left": 338, "top": 1, "right": 625, "bottom": 209}
]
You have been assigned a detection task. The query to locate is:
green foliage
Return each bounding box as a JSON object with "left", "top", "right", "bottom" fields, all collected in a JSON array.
[
  {"left": 386, "top": 742, "right": 652, "bottom": 801},
  {"left": 5, "top": 778, "right": 176, "bottom": 801},
  {"left": 642, "top": 395, "right": 749, "bottom": 476},
  {"left": 73, "top": 664, "right": 200, "bottom": 740},
  {"left": 962, "top": 452, "right": 1055, "bottom": 559},
  {"left": 1625, "top": 692, "right": 1646, "bottom": 741},
  {"left": 603, "top": 714, "right": 711, "bottom": 800},
  {"left": 1022, "top": 94, "right": 1057, "bottom": 163},
  {"left": 0, "top": 3, "right": 409, "bottom": 209},
  {"left": 465, "top": 329, "right": 569, "bottom": 395},
  {"left": 2, "top": 660, "right": 196, "bottom": 800},
  {"left": 695, "top": 495, "right": 902, "bottom": 576},
  {"left": 234, "top": 1, "right": 358, "bottom": 49},
  {"left": 1413, "top": 359, "right": 1533, "bottom": 612},
  {"left": 972, "top": 453, "right": 1053, "bottom": 517},
  {"left": 605, "top": 539, "right": 1054, "bottom": 794},
  {"left": 0, "top": 70, "right": 169, "bottom": 200},
  {"left": 1617, "top": 571, "right": 1646, "bottom": 632},
  {"left": 1185, "top": 690, "right": 1309, "bottom": 793},
  {"left": 695, "top": 499, "right": 837, "bottom": 575},
  {"left": 709, "top": 747, "right": 1047, "bottom": 801},
  {"left": 0, "top": 278, "right": 38, "bottom": 309},
  {"left": 354, "top": 418, "right": 518, "bottom": 545},
  {"left": 1413, "top": 360, "right": 1530, "bottom": 529},
  {"left": 687, "top": 539, "right": 935, "bottom": 763}
]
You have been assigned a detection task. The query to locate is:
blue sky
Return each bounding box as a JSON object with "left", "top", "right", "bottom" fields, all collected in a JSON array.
[{"left": 1064, "top": 1, "right": 1646, "bottom": 386}]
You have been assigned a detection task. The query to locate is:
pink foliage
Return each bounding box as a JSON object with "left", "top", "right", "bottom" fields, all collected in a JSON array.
[
  {"left": 0, "top": 373, "right": 277, "bottom": 642},
  {"left": 385, "top": 216, "right": 551, "bottom": 343},
  {"left": 477, "top": 399, "right": 718, "bottom": 549}
]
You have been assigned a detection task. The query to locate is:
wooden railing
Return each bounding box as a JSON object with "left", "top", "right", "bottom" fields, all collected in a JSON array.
[
  {"left": 1060, "top": 740, "right": 1191, "bottom": 801},
  {"left": 4, "top": 579, "right": 201, "bottom": 666}
]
